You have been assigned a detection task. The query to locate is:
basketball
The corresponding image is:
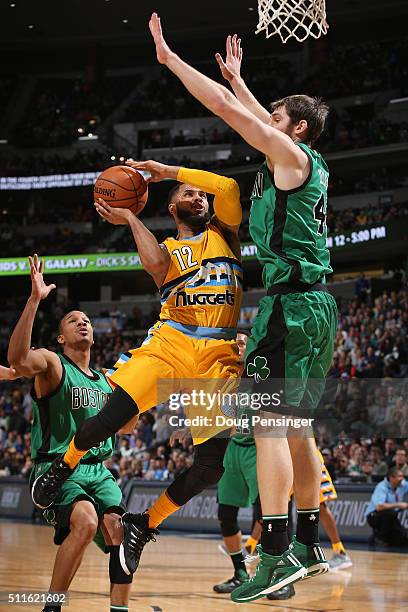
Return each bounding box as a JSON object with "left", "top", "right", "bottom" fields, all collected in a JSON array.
[{"left": 94, "top": 165, "right": 148, "bottom": 215}]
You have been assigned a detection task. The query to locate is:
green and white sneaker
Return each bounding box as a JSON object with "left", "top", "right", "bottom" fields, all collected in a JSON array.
[
  {"left": 230, "top": 545, "right": 306, "bottom": 602},
  {"left": 290, "top": 537, "right": 329, "bottom": 579}
]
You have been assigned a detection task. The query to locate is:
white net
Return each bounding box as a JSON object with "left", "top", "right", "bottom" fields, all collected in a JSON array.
[{"left": 256, "top": 0, "right": 328, "bottom": 43}]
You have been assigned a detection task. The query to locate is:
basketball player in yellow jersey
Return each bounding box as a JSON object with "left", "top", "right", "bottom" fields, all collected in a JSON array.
[{"left": 32, "top": 159, "right": 243, "bottom": 577}]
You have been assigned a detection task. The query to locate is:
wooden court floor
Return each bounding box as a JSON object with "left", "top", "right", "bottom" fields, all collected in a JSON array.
[{"left": 1, "top": 521, "right": 408, "bottom": 612}]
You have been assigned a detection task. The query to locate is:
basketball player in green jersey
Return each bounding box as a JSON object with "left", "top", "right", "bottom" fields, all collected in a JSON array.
[
  {"left": 7, "top": 255, "right": 133, "bottom": 612},
  {"left": 213, "top": 330, "right": 295, "bottom": 601},
  {"left": 148, "top": 16, "right": 337, "bottom": 601}
]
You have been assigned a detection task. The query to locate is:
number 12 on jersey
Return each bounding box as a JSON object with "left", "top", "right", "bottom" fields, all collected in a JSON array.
[{"left": 172, "top": 246, "right": 198, "bottom": 271}]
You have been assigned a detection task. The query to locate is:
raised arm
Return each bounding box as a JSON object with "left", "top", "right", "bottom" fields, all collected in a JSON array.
[
  {"left": 177, "top": 167, "right": 241, "bottom": 231},
  {"left": 148, "top": 13, "right": 307, "bottom": 176},
  {"left": 7, "top": 255, "right": 61, "bottom": 381},
  {"left": 127, "top": 159, "right": 242, "bottom": 232},
  {"left": 94, "top": 199, "right": 170, "bottom": 287},
  {"left": 216, "top": 34, "right": 270, "bottom": 124},
  {"left": 127, "top": 159, "right": 242, "bottom": 256},
  {"left": 176, "top": 166, "right": 242, "bottom": 259}
]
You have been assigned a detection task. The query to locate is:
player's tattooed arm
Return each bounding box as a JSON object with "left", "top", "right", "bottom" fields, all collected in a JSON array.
[
  {"left": 216, "top": 34, "right": 270, "bottom": 124},
  {"left": 95, "top": 198, "right": 170, "bottom": 287},
  {"left": 7, "top": 255, "right": 62, "bottom": 381}
]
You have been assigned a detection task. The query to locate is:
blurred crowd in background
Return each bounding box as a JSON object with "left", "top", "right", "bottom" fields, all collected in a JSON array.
[
  {"left": 0, "top": 113, "right": 407, "bottom": 178},
  {"left": 1, "top": 36, "right": 406, "bottom": 151}
]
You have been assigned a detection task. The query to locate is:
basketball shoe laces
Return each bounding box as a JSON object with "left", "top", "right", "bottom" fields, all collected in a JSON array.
[
  {"left": 245, "top": 546, "right": 288, "bottom": 584},
  {"left": 122, "top": 513, "right": 159, "bottom": 564},
  {"left": 248, "top": 558, "right": 263, "bottom": 583}
]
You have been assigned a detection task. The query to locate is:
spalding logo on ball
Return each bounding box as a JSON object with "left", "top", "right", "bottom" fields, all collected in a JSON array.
[{"left": 94, "top": 166, "right": 148, "bottom": 215}]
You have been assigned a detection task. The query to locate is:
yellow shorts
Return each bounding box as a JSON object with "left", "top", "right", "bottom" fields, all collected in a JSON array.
[
  {"left": 290, "top": 450, "right": 338, "bottom": 502},
  {"left": 107, "top": 320, "right": 241, "bottom": 444},
  {"left": 320, "top": 461, "right": 337, "bottom": 503}
]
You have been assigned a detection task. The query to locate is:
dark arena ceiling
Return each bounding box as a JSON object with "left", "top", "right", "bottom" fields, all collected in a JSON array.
[{"left": 1, "top": 0, "right": 407, "bottom": 50}]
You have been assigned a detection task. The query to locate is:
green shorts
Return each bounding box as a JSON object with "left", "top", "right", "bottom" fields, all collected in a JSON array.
[
  {"left": 33, "top": 462, "right": 124, "bottom": 548},
  {"left": 218, "top": 441, "right": 258, "bottom": 508},
  {"left": 244, "top": 290, "right": 337, "bottom": 415}
]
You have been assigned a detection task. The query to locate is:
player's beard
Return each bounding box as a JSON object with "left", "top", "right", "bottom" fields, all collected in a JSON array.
[
  {"left": 176, "top": 205, "right": 211, "bottom": 230},
  {"left": 283, "top": 123, "right": 299, "bottom": 142}
]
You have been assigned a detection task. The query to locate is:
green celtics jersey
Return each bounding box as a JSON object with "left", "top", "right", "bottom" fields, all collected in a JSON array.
[
  {"left": 249, "top": 143, "right": 332, "bottom": 287},
  {"left": 31, "top": 353, "right": 113, "bottom": 462},
  {"left": 232, "top": 400, "right": 255, "bottom": 446}
]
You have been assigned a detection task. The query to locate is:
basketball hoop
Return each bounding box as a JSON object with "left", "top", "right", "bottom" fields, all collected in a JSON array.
[{"left": 256, "top": 0, "right": 328, "bottom": 43}]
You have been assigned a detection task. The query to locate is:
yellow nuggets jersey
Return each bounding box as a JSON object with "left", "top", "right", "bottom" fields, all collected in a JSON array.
[
  {"left": 107, "top": 223, "right": 242, "bottom": 444},
  {"left": 319, "top": 450, "right": 338, "bottom": 503},
  {"left": 159, "top": 223, "right": 242, "bottom": 333}
]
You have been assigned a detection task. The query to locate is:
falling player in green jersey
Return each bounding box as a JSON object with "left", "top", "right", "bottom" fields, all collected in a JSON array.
[
  {"left": 148, "top": 15, "right": 338, "bottom": 602},
  {"left": 8, "top": 255, "right": 133, "bottom": 612}
]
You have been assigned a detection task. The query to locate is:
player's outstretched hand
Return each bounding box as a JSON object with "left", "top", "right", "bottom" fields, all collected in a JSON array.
[
  {"left": 94, "top": 198, "right": 133, "bottom": 225},
  {"left": 29, "top": 254, "right": 56, "bottom": 302},
  {"left": 216, "top": 34, "right": 243, "bottom": 83},
  {"left": 125, "top": 159, "right": 178, "bottom": 183},
  {"left": 149, "top": 13, "right": 176, "bottom": 65},
  {"left": 0, "top": 365, "right": 20, "bottom": 381}
]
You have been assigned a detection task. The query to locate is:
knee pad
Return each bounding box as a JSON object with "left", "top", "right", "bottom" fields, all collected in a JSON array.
[
  {"left": 193, "top": 437, "right": 228, "bottom": 485},
  {"left": 195, "top": 437, "right": 229, "bottom": 484},
  {"left": 188, "top": 437, "right": 228, "bottom": 489},
  {"left": 194, "top": 461, "right": 225, "bottom": 487},
  {"left": 166, "top": 438, "right": 228, "bottom": 506},
  {"left": 167, "top": 461, "right": 225, "bottom": 507},
  {"left": 218, "top": 504, "right": 239, "bottom": 537},
  {"left": 109, "top": 545, "right": 134, "bottom": 584}
]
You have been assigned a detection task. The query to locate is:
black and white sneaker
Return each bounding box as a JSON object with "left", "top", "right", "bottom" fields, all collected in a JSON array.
[
  {"left": 31, "top": 455, "right": 75, "bottom": 509},
  {"left": 119, "top": 512, "right": 159, "bottom": 575},
  {"left": 266, "top": 583, "right": 296, "bottom": 600},
  {"left": 213, "top": 569, "right": 248, "bottom": 593}
]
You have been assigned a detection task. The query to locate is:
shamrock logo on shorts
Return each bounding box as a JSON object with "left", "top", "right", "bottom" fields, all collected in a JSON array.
[
  {"left": 247, "top": 356, "right": 270, "bottom": 382},
  {"left": 43, "top": 508, "right": 57, "bottom": 527}
]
